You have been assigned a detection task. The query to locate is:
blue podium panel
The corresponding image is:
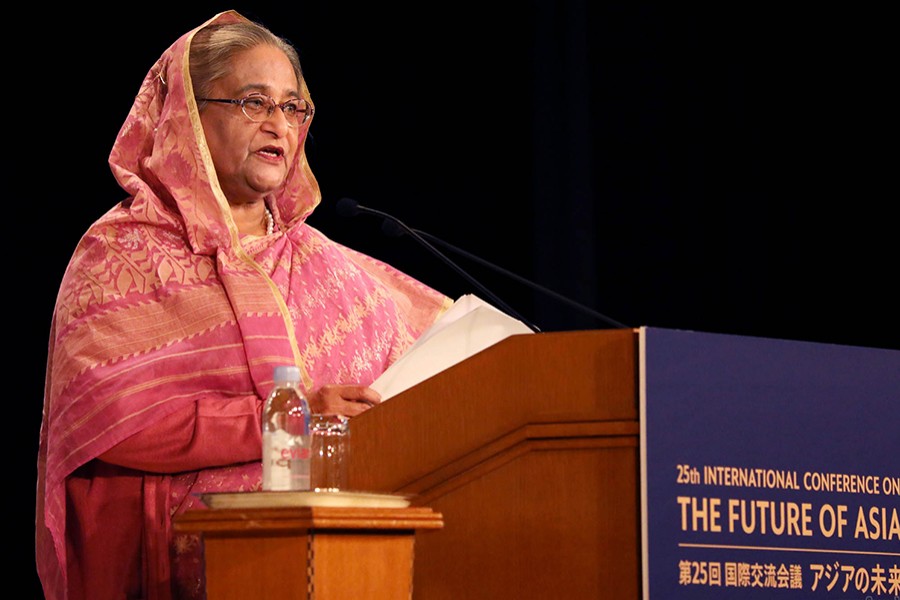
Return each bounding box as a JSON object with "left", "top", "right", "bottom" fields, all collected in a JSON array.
[{"left": 640, "top": 327, "right": 899, "bottom": 600}]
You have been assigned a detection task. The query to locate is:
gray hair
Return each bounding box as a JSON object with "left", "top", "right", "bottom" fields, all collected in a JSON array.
[{"left": 189, "top": 21, "right": 305, "bottom": 100}]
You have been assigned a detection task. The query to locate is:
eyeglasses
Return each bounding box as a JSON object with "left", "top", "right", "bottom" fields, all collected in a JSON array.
[{"left": 197, "top": 93, "right": 314, "bottom": 127}]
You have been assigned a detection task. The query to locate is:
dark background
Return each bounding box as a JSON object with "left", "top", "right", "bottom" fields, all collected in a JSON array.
[{"left": 23, "top": 3, "right": 895, "bottom": 596}]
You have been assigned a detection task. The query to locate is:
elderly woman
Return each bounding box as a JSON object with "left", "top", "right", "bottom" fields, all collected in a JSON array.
[{"left": 36, "top": 11, "right": 450, "bottom": 600}]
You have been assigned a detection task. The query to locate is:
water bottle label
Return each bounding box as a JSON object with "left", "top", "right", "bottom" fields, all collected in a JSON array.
[{"left": 262, "top": 430, "right": 311, "bottom": 491}]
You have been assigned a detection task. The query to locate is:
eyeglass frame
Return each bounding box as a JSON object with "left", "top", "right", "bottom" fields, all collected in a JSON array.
[{"left": 197, "top": 92, "right": 314, "bottom": 127}]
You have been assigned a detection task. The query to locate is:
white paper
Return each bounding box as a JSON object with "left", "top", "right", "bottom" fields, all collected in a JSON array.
[{"left": 371, "top": 295, "right": 534, "bottom": 400}]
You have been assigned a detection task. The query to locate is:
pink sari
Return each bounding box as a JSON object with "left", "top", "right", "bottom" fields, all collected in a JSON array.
[{"left": 36, "top": 11, "right": 451, "bottom": 600}]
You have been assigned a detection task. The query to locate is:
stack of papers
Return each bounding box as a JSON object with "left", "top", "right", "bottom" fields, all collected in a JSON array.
[{"left": 371, "top": 295, "right": 535, "bottom": 400}]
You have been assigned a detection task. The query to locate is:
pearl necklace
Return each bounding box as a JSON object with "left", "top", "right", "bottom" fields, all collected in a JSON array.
[{"left": 264, "top": 206, "right": 275, "bottom": 235}]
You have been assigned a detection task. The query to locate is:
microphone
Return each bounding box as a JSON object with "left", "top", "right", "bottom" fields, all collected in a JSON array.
[
  {"left": 337, "top": 198, "right": 629, "bottom": 330},
  {"left": 403, "top": 228, "right": 628, "bottom": 330},
  {"left": 336, "top": 198, "right": 542, "bottom": 332}
]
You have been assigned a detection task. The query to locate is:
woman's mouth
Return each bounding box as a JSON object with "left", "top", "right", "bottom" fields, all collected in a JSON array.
[{"left": 257, "top": 146, "right": 285, "bottom": 159}]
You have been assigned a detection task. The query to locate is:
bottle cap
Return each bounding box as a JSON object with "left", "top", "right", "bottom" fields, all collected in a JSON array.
[{"left": 273, "top": 365, "right": 302, "bottom": 385}]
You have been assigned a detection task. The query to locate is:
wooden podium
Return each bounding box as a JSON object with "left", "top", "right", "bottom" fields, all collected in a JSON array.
[
  {"left": 346, "top": 328, "right": 641, "bottom": 599},
  {"left": 177, "top": 329, "right": 640, "bottom": 599},
  {"left": 175, "top": 505, "right": 443, "bottom": 599}
]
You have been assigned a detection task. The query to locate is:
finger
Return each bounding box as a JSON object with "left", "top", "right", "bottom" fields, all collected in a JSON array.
[
  {"left": 331, "top": 385, "right": 381, "bottom": 406},
  {"left": 353, "top": 387, "right": 382, "bottom": 406},
  {"left": 315, "top": 395, "right": 369, "bottom": 417}
]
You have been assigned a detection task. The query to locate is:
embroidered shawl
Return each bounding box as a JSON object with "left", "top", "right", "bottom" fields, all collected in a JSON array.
[{"left": 36, "top": 10, "right": 451, "bottom": 599}]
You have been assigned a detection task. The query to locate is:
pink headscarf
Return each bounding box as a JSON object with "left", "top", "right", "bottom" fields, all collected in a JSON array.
[{"left": 37, "top": 10, "right": 451, "bottom": 598}]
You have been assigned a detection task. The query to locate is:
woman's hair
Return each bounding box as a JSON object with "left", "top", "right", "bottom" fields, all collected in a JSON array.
[{"left": 189, "top": 20, "right": 305, "bottom": 100}]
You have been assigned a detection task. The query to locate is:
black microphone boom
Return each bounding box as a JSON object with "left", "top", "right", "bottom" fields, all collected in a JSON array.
[
  {"left": 409, "top": 229, "right": 628, "bottom": 329},
  {"left": 337, "top": 198, "right": 629, "bottom": 330},
  {"left": 336, "top": 198, "right": 542, "bottom": 332},
  {"left": 375, "top": 218, "right": 626, "bottom": 328}
]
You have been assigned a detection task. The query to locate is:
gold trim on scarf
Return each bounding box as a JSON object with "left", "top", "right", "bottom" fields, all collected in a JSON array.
[{"left": 183, "top": 17, "right": 311, "bottom": 391}]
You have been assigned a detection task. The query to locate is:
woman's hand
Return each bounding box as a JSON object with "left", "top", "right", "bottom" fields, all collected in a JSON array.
[{"left": 307, "top": 384, "right": 382, "bottom": 417}]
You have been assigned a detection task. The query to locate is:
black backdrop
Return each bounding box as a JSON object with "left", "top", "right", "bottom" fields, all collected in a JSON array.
[{"left": 22, "top": 4, "right": 895, "bottom": 596}]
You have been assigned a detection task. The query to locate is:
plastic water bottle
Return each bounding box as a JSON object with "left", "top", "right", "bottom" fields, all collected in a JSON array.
[{"left": 262, "top": 365, "right": 311, "bottom": 491}]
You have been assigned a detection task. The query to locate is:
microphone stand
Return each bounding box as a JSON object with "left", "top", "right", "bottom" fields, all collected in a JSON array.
[
  {"left": 410, "top": 228, "right": 628, "bottom": 329},
  {"left": 339, "top": 200, "right": 542, "bottom": 332}
]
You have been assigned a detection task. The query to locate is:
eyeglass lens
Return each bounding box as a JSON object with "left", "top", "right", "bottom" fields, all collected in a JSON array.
[{"left": 241, "top": 94, "right": 311, "bottom": 126}]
